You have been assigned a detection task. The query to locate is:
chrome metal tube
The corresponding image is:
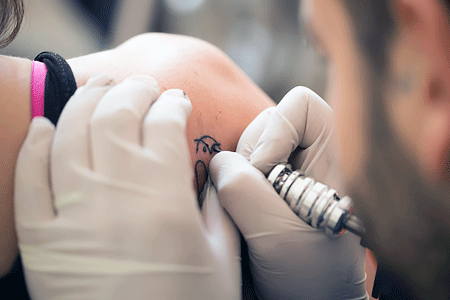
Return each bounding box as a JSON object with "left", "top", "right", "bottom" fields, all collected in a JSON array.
[{"left": 267, "top": 164, "right": 366, "bottom": 239}]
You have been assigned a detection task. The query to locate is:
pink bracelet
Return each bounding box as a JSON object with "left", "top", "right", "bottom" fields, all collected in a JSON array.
[{"left": 30, "top": 61, "right": 47, "bottom": 119}]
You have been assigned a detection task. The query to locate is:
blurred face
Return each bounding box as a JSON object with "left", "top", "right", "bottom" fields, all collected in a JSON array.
[
  {"left": 302, "top": 0, "right": 450, "bottom": 296},
  {"left": 301, "top": 0, "right": 370, "bottom": 198}
]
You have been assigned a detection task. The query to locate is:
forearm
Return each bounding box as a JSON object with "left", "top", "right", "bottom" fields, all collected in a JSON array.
[
  {"left": 0, "top": 187, "right": 18, "bottom": 277},
  {"left": 0, "top": 55, "right": 31, "bottom": 276},
  {"left": 0, "top": 104, "right": 28, "bottom": 277},
  {"left": 0, "top": 124, "right": 26, "bottom": 277}
]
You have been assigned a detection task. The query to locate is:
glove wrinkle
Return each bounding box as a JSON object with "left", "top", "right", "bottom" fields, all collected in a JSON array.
[
  {"left": 302, "top": 126, "right": 332, "bottom": 176},
  {"left": 237, "top": 108, "right": 273, "bottom": 161},
  {"left": 249, "top": 109, "right": 299, "bottom": 174},
  {"left": 20, "top": 245, "right": 214, "bottom": 275},
  {"left": 245, "top": 231, "right": 281, "bottom": 240},
  {"left": 14, "top": 117, "right": 57, "bottom": 226}
]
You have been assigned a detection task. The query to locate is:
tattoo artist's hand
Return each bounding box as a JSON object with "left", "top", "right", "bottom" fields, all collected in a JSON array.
[
  {"left": 14, "top": 74, "right": 240, "bottom": 300},
  {"left": 209, "top": 87, "right": 368, "bottom": 299}
]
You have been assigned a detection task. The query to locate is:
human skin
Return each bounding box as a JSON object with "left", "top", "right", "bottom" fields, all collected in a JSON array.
[
  {"left": 0, "top": 32, "right": 275, "bottom": 276},
  {"left": 303, "top": 0, "right": 450, "bottom": 297}
]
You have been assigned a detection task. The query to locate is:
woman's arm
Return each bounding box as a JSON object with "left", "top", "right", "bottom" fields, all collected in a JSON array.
[
  {"left": 0, "top": 56, "right": 31, "bottom": 276},
  {"left": 0, "top": 33, "right": 275, "bottom": 275},
  {"left": 67, "top": 33, "right": 276, "bottom": 194}
]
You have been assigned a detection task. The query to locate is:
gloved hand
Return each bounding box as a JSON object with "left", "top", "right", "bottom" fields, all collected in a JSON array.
[
  {"left": 14, "top": 74, "right": 240, "bottom": 300},
  {"left": 209, "top": 87, "right": 368, "bottom": 299},
  {"left": 237, "top": 86, "right": 342, "bottom": 189}
]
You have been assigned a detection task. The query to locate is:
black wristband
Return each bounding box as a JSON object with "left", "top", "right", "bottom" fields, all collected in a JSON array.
[{"left": 34, "top": 51, "right": 77, "bottom": 125}]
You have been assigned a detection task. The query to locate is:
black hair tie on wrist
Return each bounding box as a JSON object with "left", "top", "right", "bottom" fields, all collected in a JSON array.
[{"left": 34, "top": 51, "right": 77, "bottom": 125}]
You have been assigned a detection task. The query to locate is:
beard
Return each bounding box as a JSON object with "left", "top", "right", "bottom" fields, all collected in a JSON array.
[{"left": 346, "top": 75, "right": 450, "bottom": 299}]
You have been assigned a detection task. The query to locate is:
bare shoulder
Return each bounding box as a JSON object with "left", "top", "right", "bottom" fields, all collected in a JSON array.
[
  {"left": 113, "top": 32, "right": 245, "bottom": 86},
  {"left": 116, "top": 32, "right": 224, "bottom": 58},
  {"left": 66, "top": 33, "right": 275, "bottom": 196},
  {"left": 68, "top": 33, "right": 239, "bottom": 88},
  {"left": 68, "top": 32, "right": 273, "bottom": 107}
]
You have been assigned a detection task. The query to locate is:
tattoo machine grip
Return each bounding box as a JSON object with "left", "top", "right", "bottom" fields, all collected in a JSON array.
[{"left": 267, "top": 164, "right": 366, "bottom": 239}]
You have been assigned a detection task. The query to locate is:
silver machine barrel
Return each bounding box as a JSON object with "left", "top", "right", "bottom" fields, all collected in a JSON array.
[{"left": 267, "top": 164, "right": 366, "bottom": 238}]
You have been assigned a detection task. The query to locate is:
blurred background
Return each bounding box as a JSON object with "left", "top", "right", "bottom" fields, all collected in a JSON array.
[{"left": 1, "top": 0, "right": 327, "bottom": 102}]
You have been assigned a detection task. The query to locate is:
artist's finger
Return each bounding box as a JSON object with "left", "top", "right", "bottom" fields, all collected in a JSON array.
[
  {"left": 236, "top": 108, "right": 273, "bottom": 160},
  {"left": 243, "top": 87, "right": 334, "bottom": 175},
  {"left": 51, "top": 74, "right": 114, "bottom": 210},
  {"left": 247, "top": 109, "right": 299, "bottom": 175},
  {"left": 90, "top": 75, "right": 159, "bottom": 183},
  {"left": 15, "top": 118, "right": 56, "bottom": 230},
  {"left": 209, "top": 151, "right": 310, "bottom": 238},
  {"left": 142, "top": 89, "right": 193, "bottom": 189}
]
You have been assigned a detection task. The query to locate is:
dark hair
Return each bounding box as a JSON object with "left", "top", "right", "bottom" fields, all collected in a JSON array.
[
  {"left": 341, "top": 1, "right": 450, "bottom": 299},
  {"left": 341, "top": 1, "right": 394, "bottom": 76},
  {"left": 0, "top": 0, "right": 24, "bottom": 48}
]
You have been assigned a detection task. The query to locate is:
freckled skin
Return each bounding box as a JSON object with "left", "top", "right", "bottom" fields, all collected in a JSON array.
[{"left": 0, "top": 32, "right": 275, "bottom": 274}]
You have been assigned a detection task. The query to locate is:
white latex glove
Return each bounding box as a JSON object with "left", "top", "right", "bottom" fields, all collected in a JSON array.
[
  {"left": 238, "top": 86, "right": 342, "bottom": 189},
  {"left": 14, "top": 74, "right": 240, "bottom": 300},
  {"left": 209, "top": 87, "right": 368, "bottom": 299}
]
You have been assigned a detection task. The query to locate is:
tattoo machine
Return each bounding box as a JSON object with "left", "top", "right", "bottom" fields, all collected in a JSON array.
[{"left": 267, "top": 164, "right": 366, "bottom": 239}]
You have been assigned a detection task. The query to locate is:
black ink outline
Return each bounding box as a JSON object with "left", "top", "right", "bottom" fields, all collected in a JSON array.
[
  {"left": 195, "top": 160, "right": 207, "bottom": 203},
  {"left": 194, "top": 136, "right": 222, "bottom": 206},
  {"left": 194, "top": 135, "right": 222, "bottom": 154}
]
